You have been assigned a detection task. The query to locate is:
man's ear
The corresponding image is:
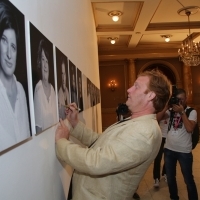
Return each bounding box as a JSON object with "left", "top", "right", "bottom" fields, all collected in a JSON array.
[{"left": 148, "top": 91, "right": 156, "bottom": 101}]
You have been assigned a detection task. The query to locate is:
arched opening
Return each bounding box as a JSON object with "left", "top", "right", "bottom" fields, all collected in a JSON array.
[{"left": 143, "top": 63, "right": 176, "bottom": 85}]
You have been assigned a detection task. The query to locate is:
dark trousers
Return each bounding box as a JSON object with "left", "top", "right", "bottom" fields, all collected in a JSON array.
[
  {"left": 153, "top": 137, "right": 166, "bottom": 180},
  {"left": 68, "top": 178, "right": 73, "bottom": 200},
  {"left": 164, "top": 148, "right": 198, "bottom": 200}
]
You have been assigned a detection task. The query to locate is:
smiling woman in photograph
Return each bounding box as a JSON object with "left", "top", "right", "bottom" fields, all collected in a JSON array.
[
  {"left": 0, "top": 1, "right": 30, "bottom": 151},
  {"left": 34, "top": 39, "right": 57, "bottom": 134}
]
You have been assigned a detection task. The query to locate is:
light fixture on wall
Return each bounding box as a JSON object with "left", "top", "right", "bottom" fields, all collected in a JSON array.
[
  {"left": 108, "top": 80, "right": 117, "bottom": 91},
  {"left": 177, "top": 6, "right": 200, "bottom": 66},
  {"left": 108, "top": 37, "right": 118, "bottom": 44},
  {"left": 161, "top": 35, "right": 172, "bottom": 42},
  {"left": 108, "top": 10, "right": 123, "bottom": 22}
]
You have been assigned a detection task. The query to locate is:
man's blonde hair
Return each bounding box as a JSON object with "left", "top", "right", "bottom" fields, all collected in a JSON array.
[{"left": 139, "top": 70, "right": 171, "bottom": 113}]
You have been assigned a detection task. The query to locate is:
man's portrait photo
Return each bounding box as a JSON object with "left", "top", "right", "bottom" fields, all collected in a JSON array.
[
  {"left": 69, "top": 60, "right": 78, "bottom": 106},
  {"left": 77, "top": 68, "right": 83, "bottom": 112},
  {"left": 56, "top": 47, "right": 70, "bottom": 120}
]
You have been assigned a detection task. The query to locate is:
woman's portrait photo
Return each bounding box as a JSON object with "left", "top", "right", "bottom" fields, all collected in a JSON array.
[
  {"left": 0, "top": 0, "right": 31, "bottom": 152},
  {"left": 30, "top": 23, "right": 57, "bottom": 134},
  {"left": 56, "top": 47, "right": 69, "bottom": 120}
]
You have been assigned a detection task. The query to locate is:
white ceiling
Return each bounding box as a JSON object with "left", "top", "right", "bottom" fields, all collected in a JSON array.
[{"left": 91, "top": 0, "right": 200, "bottom": 61}]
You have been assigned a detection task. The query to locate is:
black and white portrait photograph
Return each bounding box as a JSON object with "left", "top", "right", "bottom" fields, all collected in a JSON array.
[
  {"left": 56, "top": 47, "right": 69, "bottom": 120},
  {"left": 81, "top": 73, "right": 88, "bottom": 110},
  {"left": 69, "top": 60, "right": 78, "bottom": 106},
  {"left": 77, "top": 68, "right": 83, "bottom": 112},
  {"left": 87, "top": 78, "right": 92, "bottom": 108},
  {"left": 91, "top": 82, "right": 96, "bottom": 107},
  {"left": 94, "top": 85, "right": 98, "bottom": 106},
  {"left": 97, "top": 87, "right": 101, "bottom": 104},
  {"left": 0, "top": 0, "right": 31, "bottom": 152},
  {"left": 30, "top": 23, "right": 57, "bottom": 134}
]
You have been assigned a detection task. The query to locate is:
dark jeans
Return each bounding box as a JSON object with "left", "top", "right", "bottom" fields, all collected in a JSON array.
[
  {"left": 164, "top": 148, "right": 198, "bottom": 200},
  {"left": 153, "top": 137, "right": 166, "bottom": 180}
]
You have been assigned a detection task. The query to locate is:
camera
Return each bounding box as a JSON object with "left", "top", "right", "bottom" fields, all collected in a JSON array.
[
  {"left": 168, "top": 85, "right": 180, "bottom": 106},
  {"left": 116, "top": 103, "right": 129, "bottom": 115}
]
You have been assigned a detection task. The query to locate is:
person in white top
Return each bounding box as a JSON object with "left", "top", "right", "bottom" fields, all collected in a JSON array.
[
  {"left": 153, "top": 104, "right": 169, "bottom": 187},
  {"left": 0, "top": 1, "right": 30, "bottom": 152},
  {"left": 34, "top": 39, "right": 57, "bottom": 134},
  {"left": 164, "top": 88, "right": 198, "bottom": 200}
]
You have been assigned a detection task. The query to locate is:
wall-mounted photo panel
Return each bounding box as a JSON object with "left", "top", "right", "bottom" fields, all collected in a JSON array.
[
  {"left": 69, "top": 60, "right": 78, "bottom": 106},
  {"left": 94, "top": 85, "right": 98, "bottom": 106},
  {"left": 55, "top": 47, "right": 70, "bottom": 120},
  {"left": 87, "top": 78, "right": 92, "bottom": 108},
  {"left": 77, "top": 68, "right": 83, "bottom": 112},
  {"left": 91, "top": 83, "right": 96, "bottom": 107},
  {"left": 98, "top": 88, "right": 101, "bottom": 104},
  {"left": 0, "top": 0, "right": 32, "bottom": 153},
  {"left": 97, "top": 87, "right": 100, "bottom": 104},
  {"left": 30, "top": 23, "right": 57, "bottom": 134},
  {"left": 82, "top": 74, "right": 88, "bottom": 110}
]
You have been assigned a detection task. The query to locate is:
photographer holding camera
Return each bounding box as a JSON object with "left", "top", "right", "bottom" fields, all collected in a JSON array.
[{"left": 164, "top": 88, "right": 198, "bottom": 200}]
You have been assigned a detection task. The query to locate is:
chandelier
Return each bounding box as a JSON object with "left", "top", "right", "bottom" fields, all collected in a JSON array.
[{"left": 177, "top": 6, "right": 200, "bottom": 66}]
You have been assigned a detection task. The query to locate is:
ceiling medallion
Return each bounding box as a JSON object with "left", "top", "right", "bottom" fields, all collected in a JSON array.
[{"left": 177, "top": 6, "right": 200, "bottom": 66}]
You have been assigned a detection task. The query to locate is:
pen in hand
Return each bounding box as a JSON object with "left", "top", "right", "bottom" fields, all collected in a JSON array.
[{"left": 65, "top": 105, "right": 81, "bottom": 111}]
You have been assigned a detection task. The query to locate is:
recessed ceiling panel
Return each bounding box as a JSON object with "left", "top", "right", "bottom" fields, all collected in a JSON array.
[
  {"left": 92, "top": 1, "right": 143, "bottom": 31},
  {"left": 98, "top": 35, "right": 131, "bottom": 47},
  {"left": 140, "top": 33, "right": 190, "bottom": 43}
]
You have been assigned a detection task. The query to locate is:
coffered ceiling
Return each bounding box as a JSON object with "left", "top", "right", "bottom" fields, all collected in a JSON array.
[{"left": 91, "top": 0, "right": 200, "bottom": 61}]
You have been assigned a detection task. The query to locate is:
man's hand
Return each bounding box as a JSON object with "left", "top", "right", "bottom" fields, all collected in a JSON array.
[
  {"left": 65, "top": 103, "right": 79, "bottom": 127},
  {"left": 55, "top": 119, "right": 70, "bottom": 142},
  {"left": 172, "top": 103, "right": 184, "bottom": 114}
]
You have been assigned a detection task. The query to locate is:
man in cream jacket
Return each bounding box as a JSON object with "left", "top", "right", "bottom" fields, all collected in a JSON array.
[{"left": 55, "top": 70, "right": 171, "bottom": 200}]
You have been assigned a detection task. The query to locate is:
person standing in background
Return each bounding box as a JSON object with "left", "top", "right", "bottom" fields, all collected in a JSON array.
[
  {"left": 164, "top": 88, "right": 198, "bottom": 200},
  {"left": 153, "top": 104, "right": 169, "bottom": 187}
]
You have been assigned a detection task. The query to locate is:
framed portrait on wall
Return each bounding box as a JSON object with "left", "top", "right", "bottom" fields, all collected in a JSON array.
[
  {"left": 87, "top": 78, "right": 92, "bottom": 108},
  {"left": 0, "top": 0, "right": 32, "bottom": 153},
  {"left": 94, "top": 85, "right": 98, "bottom": 106},
  {"left": 82, "top": 73, "right": 88, "bottom": 110},
  {"left": 77, "top": 68, "right": 83, "bottom": 112},
  {"left": 55, "top": 47, "right": 70, "bottom": 120},
  {"left": 30, "top": 22, "right": 58, "bottom": 134},
  {"left": 69, "top": 60, "right": 78, "bottom": 106}
]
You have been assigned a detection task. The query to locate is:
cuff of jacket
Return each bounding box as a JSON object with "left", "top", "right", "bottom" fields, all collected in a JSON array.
[{"left": 56, "top": 138, "right": 71, "bottom": 163}]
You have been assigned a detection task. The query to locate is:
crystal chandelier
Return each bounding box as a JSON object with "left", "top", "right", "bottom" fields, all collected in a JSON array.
[{"left": 177, "top": 6, "right": 200, "bottom": 66}]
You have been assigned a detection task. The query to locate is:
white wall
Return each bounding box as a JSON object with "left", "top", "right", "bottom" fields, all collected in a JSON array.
[{"left": 0, "top": 0, "right": 101, "bottom": 199}]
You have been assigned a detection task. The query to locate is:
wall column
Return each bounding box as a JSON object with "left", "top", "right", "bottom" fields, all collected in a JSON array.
[
  {"left": 128, "top": 59, "right": 136, "bottom": 88},
  {"left": 182, "top": 63, "right": 193, "bottom": 104}
]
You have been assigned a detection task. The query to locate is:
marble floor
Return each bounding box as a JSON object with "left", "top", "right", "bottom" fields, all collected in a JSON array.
[{"left": 135, "top": 143, "right": 200, "bottom": 200}]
